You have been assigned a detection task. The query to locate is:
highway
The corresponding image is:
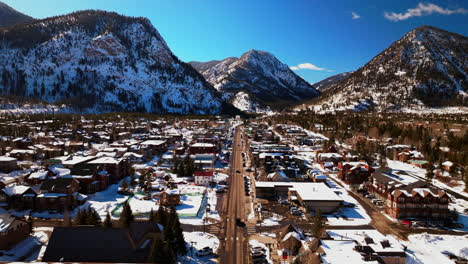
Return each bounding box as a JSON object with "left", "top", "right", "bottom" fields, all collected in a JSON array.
[{"left": 224, "top": 125, "right": 247, "bottom": 264}]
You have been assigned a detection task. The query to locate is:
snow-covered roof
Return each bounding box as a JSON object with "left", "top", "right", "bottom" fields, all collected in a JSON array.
[
  {"left": 256, "top": 182, "right": 343, "bottom": 202},
  {"left": 0, "top": 156, "right": 17, "bottom": 162},
  {"left": 2, "top": 185, "right": 30, "bottom": 196}
]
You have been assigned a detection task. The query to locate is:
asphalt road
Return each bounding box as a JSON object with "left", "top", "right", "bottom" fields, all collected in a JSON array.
[{"left": 223, "top": 125, "right": 247, "bottom": 264}]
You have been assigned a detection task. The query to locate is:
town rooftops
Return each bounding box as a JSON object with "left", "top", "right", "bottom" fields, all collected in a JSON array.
[
  {"left": 0, "top": 156, "right": 17, "bottom": 162},
  {"left": 140, "top": 140, "right": 166, "bottom": 146},
  {"left": 0, "top": 214, "right": 16, "bottom": 233},
  {"left": 87, "top": 157, "right": 122, "bottom": 165},
  {"left": 256, "top": 182, "right": 343, "bottom": 202},
  {"left": 58, "top": 155, "right": 97, "bottom": 166},
  {"left": 191, "top": 142, "right": 215, "bottom": 147}
]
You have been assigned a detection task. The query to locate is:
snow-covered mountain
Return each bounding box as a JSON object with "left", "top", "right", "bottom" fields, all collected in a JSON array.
[
  {"left": 0, "top": 10, "right": 237, "bottom": 114},
  {"left": 312, "top": 72, "right": 353, "bottom": 93},
  {"left": 190, "top": 50, "right": 319, "bottom": 112},
  {"left": 0, "top": 1, "right": 34, "bottom": 28},
  {"left": 308, "top": 26, "right": 467, "bottom": 112}
]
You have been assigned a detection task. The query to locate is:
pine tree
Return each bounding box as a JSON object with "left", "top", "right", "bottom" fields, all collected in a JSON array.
[
  {"left": 119, "top": 201, "right": 134, "bottom": 228},
  {"left": 129, "top": 172, "right": 136, "bottom": 187},
  {"left": 104, "top": 211, "right": 112, "bottom": 228},
  {"left": 76, "top": 208, "right": 88, "bottom": 225},
  {"left": 155, "top": 206, "right": 167, "bottom": 226},
  {"left": 28, "top": 211, "right": 34, "bottom": 234},
  {"left": 311, "top": 209, "right": 325, "bottom": 238},
  {"left": 120, "top": 178, "right": 129, "bottom": 191},
  {"left": 149, "top": 208, "right": 156, "bottom": 223},
  {"left": 171, "top": 207, "right": 187, "bottom": 255},
  {"left": 426, "top": 164, "right": 435, "bottom": 183}
]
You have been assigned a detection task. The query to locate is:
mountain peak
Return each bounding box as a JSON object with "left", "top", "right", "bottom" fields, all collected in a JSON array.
[
  {"left": 190, "top": 49, "right": 319, "bottom": 111},
  {"left": 306, "top": 25, "right": 467, "bottom": 112},
  {"left": 0, "top": 1, "right": 34, "bottom": 28}
]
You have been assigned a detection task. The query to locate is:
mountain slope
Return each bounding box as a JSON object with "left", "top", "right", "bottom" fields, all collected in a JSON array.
[
  {"left": 312, "top": 72, "right": 353, "bottom": 93},
  {"left": 0, "top": 1, "right": 34, "bottom": 27},
  {"left": 310, "top": 26, "right": 467, "bottom": 112},
  {"left": 0, "top": 10, "right": 233, "bottom": 114},
  {"left": 190, "top": 50, "right": 319, "bottom": 112}
]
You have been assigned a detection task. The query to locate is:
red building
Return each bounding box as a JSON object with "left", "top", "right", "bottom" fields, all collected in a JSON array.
[
  {"left": 338, "top": 162, "right": 374, "bottom": 185},
  {"left": 188, "top": 143, "right": 217, "bottom": 154},
  {"left": 367, "top": 170, "right": 450, "bottom": 221}
]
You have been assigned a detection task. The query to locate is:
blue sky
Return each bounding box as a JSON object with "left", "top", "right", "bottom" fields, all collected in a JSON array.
[{"left": 4, "top": 0, "right": 467, "bottom": 83}]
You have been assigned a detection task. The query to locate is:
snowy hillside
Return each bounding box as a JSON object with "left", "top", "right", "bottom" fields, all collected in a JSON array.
[
  {"left": 312, "top": 72, "right": 353, "bottom": 93},
  {"left": 0, "top": 10, "right": 233, "bottom": 114},
  {"left": 305, "top": 26, "right": 468, "bottom": 112},
  {"left": 190, "top": 50, "right": 319, "bottom": 111}
]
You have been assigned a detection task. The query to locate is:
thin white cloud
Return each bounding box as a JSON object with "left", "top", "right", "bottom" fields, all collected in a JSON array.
[
  {"left": 290, "top": 63, "right": 331, "bottom": 72},
  {"left": 352, "top": 11, "right": 361, "bottom": 19},
  {"left": 384, "top": 2, "right": 468, "bottom": 21}
]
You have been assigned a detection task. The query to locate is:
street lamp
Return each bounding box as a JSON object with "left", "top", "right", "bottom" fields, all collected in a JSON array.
[
  {"left": 190, "top": 241, "right": 197, "bottom": 257},
  {"left": 203, "top": 204, "right": 211, "bottom": 233}
]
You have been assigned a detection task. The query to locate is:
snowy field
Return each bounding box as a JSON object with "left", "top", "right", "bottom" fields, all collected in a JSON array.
[{"left": 405, "top": 233, "right": 468, "bottom": 264}]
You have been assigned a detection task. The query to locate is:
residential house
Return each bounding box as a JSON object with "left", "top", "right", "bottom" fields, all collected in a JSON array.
[
  {"left": 87, "top": 157, "right": 130, "bottom": 184},
  {"left": 0, "top": 214, "right": 30, "bottom": 250},
  {"left": 189, "top": 142, "right": 217, "bottom": 154},
  {"left": 338, "top": 162, "right": 374, "bottom": 185},
  {"left": 159, "top": 189, "right": 181, "bottom": 206},
  {"left": 194, "top": 171, "right": 214, "bottom": 186},
  {"left": 367, "top": 170, "right": 450, "bottom": 220},
  {"left": 36, "top": 178, "right": 83, "bottom": 212},
  {"left": 0, "top": 156, "right": 18, "bottom": 173},
  {"left": 0, "top": 186, "right": 37, "bottom": 210}
]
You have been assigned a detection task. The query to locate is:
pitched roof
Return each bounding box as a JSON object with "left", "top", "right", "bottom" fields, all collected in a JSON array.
[{"left": 42, "top": 222, "right": 162, "bottom": 263}]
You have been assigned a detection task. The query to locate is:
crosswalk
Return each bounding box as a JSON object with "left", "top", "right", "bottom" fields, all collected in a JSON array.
[
  {"left": 246, "top": 225, "right": 256, "bottom": 235},
  {"left": 208, "top": 225, "right": 221, "bottom": 234}
]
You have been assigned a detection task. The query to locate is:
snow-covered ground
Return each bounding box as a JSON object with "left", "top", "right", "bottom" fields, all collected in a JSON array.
[
  {"left": 404, "top": 233, "right": 468, "bottom": 264},
  {"left": 178, "top": 232, "right": 220, "bottom": 264},
  {"left": 323, "top": 175, "right": 372, "bottom": 226},
  {"left": 257, "top": 213, "right": 283, "bottom": 226}
]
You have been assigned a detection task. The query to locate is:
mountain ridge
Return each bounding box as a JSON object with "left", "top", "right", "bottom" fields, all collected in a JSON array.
[
  {"left": 302, "top": 25, "right": 467, "bottom": 112},
  {"left": 0, "top": 10, "right": 240, "bottom": 115}
]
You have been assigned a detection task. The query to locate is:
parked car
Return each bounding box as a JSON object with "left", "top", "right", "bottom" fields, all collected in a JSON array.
[
  {"left": 251, "top": 251, "right": 266, "bottom": 258},
  {"left": 196, "top": 247, "right": 213, "bottom": 257}
]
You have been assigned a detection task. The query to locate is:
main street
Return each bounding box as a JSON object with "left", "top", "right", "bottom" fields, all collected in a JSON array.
[{"left": 223, "top": 125, "right": 247, "bottom": 264}]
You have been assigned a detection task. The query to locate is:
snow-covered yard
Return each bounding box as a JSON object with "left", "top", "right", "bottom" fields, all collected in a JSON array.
[
  {"left": 178, "top": 232, "right": 220, "bottom": 264},
  {"left": 324, "top": 175, "right": 371, "bottom": 226},
  {"left": 257, "top": 213, "right": 283, "bottom": 226},
  {"left": 404, "top": 233, "right": 468, "bottom": 264}
]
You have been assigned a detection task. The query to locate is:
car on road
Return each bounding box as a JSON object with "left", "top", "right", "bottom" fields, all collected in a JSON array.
[
  {"left": 196, "top": 247, "right": 213, "bottom": 257},
  {"left": 236, "top": 170, "right": 241, "bottom": 173},
  {"left": 291, "top": 210, "right": 303, "bottom": 216},
  {"left": 216, "top": 188, "right": 225, "bottom": 193},
  {"left": 236, "top": 218, "right": 246, "bottom": 227}
]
